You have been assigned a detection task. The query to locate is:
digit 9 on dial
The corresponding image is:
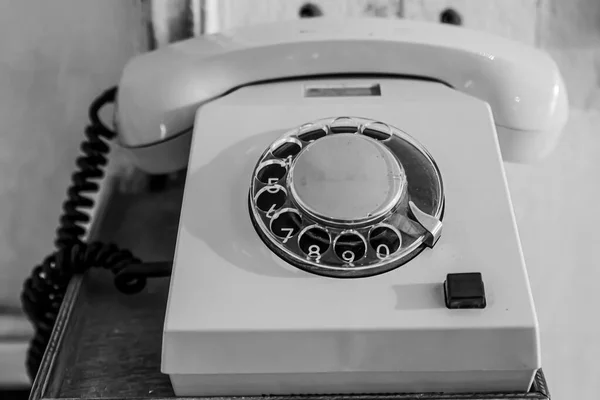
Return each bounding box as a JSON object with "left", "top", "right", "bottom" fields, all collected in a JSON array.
[{"left": 248, "top": 117, "right": 445, "bottom": 278}]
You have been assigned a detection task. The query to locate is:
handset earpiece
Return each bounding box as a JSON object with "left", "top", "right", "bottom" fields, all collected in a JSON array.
[{"left": 116, "top": 18, "right": 568, "bottom": 173}]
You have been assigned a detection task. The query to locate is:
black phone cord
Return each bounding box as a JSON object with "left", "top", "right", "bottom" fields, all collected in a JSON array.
[{"left": 20, "top": 87, "right": 170, "bottom": 381}]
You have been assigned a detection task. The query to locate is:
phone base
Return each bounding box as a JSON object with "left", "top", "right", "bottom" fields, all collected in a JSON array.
[{"left": 163, "top": 78, "right": 540, "bottom": 396}]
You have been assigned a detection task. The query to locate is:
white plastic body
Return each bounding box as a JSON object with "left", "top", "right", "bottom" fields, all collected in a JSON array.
[
  {"left": 116, "top": 17, "right": 568, "bottom": 174},
  {"left": 162, "top": 78, "right": 541, "bottom": 396}
]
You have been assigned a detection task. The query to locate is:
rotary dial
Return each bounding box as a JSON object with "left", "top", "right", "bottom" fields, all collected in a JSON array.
[{"left": 248, "top": 117, "right": 444, "bottom": 278}]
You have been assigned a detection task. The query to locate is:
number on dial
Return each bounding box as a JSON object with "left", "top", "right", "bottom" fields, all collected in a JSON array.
[
  {"left": 334, "top": 233, "right": 367, "bottom": 264},
  {"left": 298, "top": 226, "right": 330, "bottom": 261},
  {"left": 270, "top": 209, "right": 302, "bottom": 243},
  {"left": 255, "top": 185, "right": 286, "bottom": 217},
  {"left": 369, "top": 225, "right": 401, "bottom": 260}
]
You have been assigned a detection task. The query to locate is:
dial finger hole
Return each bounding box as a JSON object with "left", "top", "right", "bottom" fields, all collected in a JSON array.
[
  {"left": 361, "top": 122, "right": 392, "bottom": 141},
  {"left": 334, "top": 232, "right": 367, "bottom": 264},
  {"left": 330, "top": 117, "right": 359, "bottom": 133},
  {"left": 255, "top": 185, "right": 287, "bottom": 216},
  {"left": 272, "top": 137, "right": 303, "bottom": 159},
  {"left": 298, "top": 226, "right": 330, "bottom": 261},
  {"left": 270, "top": 209, "right": 303, "bottom": 243},
  {"left": 369, "top": 224, "right": 402, "bottom": 260},
  {"left": 298, "top": 126, "right": 327, "bottom": 142},
  {"left": 256, "top": 160, "right": 287, "bottom": 184}
]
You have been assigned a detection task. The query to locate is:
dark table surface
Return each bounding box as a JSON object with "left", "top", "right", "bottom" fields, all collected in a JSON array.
[
  {"left": 31, "top": 173, "right": 185, "bottom": 399},
  {"left": 28, "top": 172, "right": 551, "bottom": 400}
]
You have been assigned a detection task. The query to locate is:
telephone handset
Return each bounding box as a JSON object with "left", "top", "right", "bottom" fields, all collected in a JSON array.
[{"left": 116, "top": 17, "right": 568, "bottom": 174}]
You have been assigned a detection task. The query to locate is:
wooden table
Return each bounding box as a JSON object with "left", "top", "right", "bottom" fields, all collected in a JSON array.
[{"left": 28, "top": 173, "right": 552, "bottom": 400}]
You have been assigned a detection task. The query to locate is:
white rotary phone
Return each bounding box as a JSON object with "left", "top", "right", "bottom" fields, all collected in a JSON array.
[{"left": 116, "top": 18, "right": 567, "bottom": 397}]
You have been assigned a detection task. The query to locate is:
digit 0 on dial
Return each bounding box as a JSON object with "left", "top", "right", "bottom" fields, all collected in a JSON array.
[
  {"left": 369, "top": 224, "right": 402, "bottom": 260},
  {"left": 248, "top": 116, "right": 445, "bottom": 278}
]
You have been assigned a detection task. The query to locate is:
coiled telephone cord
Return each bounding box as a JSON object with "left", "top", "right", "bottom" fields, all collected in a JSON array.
[{"left": 20, "top": 87, "right": 170, "bottom": 381}]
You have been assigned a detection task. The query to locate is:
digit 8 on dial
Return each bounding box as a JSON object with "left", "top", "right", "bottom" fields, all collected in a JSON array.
[{"left": 298, "top": 226, "right": 330, "bottom": 262}]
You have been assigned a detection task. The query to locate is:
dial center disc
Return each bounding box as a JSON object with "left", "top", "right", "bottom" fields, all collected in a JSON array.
[{"left": 289, "top": 133, "right": 406, "bottom": 224}]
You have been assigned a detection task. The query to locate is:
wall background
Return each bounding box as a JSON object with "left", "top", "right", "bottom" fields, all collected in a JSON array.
[
  {"left": 0, "top": 0, "right": 149, "bottom": 307},
  {"left": 1, "top": 0, "right": 598, "bottom": 397},
  {"left": 0, "top": 0, "right": 150, "bottom": 386}
]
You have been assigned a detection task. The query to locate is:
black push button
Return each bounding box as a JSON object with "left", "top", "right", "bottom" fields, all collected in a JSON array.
[{"left": 444, "top": 273, "right": 486, "bottom": 309}]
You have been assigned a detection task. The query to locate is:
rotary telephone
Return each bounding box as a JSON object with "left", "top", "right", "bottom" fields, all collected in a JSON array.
[{"left": 22, "top": 18, "right": 568, "bottom": 397}]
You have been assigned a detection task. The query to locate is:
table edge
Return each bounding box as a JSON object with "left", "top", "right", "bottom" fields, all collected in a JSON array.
[{"left": 30, "top": 175, "right": 119, "bottom": 400}]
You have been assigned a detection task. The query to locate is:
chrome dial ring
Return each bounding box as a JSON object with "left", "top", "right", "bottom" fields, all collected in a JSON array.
[{"left": 248, "top": 116, "right": 444, "bottom": 278}]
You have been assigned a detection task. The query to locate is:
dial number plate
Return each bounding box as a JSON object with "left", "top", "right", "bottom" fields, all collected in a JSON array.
[{"left": 248, "top": 117, "right": 444, "bottom": 278}]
